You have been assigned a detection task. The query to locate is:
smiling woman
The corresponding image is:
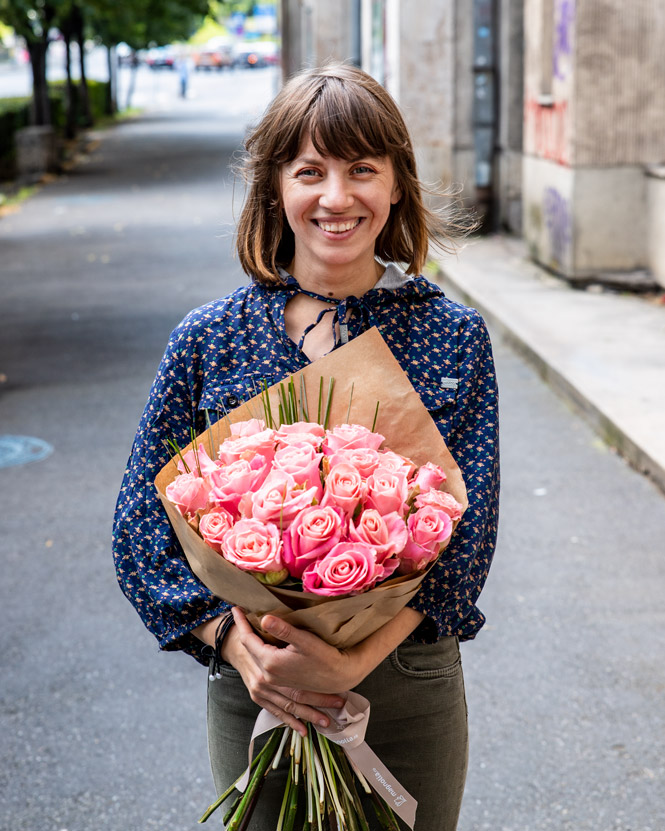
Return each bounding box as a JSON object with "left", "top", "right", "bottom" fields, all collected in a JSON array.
[{"left": 113, "top": 63, "right": 500, "bottom": 831}]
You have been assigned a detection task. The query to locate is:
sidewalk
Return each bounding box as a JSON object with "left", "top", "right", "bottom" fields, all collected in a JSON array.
[{"left": 433, "top": 234, "right": 665, "bottom": 494}]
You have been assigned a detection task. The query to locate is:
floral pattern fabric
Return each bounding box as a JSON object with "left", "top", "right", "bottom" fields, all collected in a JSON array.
[{"left": 112, "top": 272, "right": 500, "bottom": 664}]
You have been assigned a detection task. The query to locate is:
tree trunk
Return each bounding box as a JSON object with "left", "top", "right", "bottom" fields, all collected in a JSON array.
[
  {"left": 106, "top": 45, "right": 117, "bottom": 115},
  {"left": 74, "top": 10, "right": 92, "bottom": 127},
  {"left": 64, "top": 31, "right": 77, "bottom": 139},
  {"left": 27, "top": 39, "right": 51, "bottom": 126}
]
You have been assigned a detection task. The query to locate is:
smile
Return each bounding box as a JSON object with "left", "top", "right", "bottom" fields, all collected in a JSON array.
[{"left": 314, "top": 218, "right": 363, "bottom": 234}]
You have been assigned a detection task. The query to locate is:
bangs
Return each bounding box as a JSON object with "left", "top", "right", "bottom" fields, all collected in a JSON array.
[{"left": 287, "top": 76, "right": 402, "bottom": 163}]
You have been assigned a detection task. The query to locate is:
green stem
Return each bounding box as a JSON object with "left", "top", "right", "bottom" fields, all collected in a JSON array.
[
  {"left": 224, "top": 728, "right": 284, "bottom": 831},
  {"left": 199, "top": 730, "right": 281, "bottom": 822},
  {"left": 222, "top": 793, "right": 242, "bottom": 825},
  {"left": 283, "top": 756, "right": 300, "bottom": 831},
  {"left": 371, "top": 400, "right": 380, "bottom": 432},
  {"left": 277, "top": 762, "right": 293, "bottom": 831},
  {"left": 323, "top": 378, "right": 335, "bottom": 430},
  {"left": 369, "top": 789, "right": 401, "bottom": 831}
]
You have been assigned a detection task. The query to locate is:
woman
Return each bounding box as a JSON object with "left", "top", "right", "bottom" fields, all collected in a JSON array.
[{"left": 113, "top": 64, "right": 499, "bottom": 830}]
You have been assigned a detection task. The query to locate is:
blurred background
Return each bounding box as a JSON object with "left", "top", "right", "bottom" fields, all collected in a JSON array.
[{"left": 1, "top": 2, "right": 664, "bottom": 830}]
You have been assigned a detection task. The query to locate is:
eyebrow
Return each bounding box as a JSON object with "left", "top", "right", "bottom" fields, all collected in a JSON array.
[{"left": 290, "top": 155, "right": 382, "bottom": 167}]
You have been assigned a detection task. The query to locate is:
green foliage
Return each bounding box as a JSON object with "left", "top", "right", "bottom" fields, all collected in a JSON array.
[
  {"left": 49, "top": 79, "right": 109, "bottom": 126},
  {"left": 0, "top": 80, "right": 108, "bottom": 178},
  {"left": 0, "top": 100, "right": 31, "bottom": 178}
]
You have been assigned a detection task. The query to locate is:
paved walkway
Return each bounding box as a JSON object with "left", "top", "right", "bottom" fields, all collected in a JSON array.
[{"left": 434, "top": 235, "right": 665, "bottom": 494}]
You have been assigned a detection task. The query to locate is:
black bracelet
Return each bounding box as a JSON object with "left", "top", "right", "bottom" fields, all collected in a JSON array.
[{"left": 208, "top": 613, "right": 235, "bottom": 681}]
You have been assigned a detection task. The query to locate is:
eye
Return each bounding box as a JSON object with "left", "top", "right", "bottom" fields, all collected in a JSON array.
[
  {"left": 295, "top": 167, "right": 321, "bottom": 179},
  {"left": 352, "top": 164, "right": 376, "bottom": 175}
]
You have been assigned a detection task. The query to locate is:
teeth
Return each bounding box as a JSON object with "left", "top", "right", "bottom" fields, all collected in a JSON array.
[{"left": 317, "top": 219, "right": 360, "bottom": 233}]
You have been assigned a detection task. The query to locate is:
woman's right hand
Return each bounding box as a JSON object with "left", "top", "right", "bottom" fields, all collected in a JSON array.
[{"left": 222, "top": 622, "right": 345, "bottom": 737}]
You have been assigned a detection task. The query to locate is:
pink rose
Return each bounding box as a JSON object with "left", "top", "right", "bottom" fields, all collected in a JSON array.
[
  {"left": 217, "top": 429, "right": 276, "bottom": 465},
  {"left": 221, "top": 519, "right": 286, "bottom": 580},
  {"left": 408, "top": 505, "right": 453, "bottom": 553},
  {"left": 322, "top": 424, "right": 385, "bottom": 454},
  {"left": 414, "top": 489, "right": 463, "bottom": 522},
  {"left": 275, "top": 421, "right": 325, "bottom": 450},
  {"left": 230, "top": 418, "right": 267, "bottom": 437},
  {"left": 365, "top": 468, "right": 409, "bottom": 516},
  {"left": 198, "top": 507, "right": 234, "bottom": 553},
  {"left": 302, "top": 541, "right": 385, "bottom": 596},
  {"left": 320, "top": 463, "right": 365, "bottom": 516},
  {"left": 376, "top": 450, "right": 416, "bottom": 479},
  {"left": 283, "top": 506, "right": 345, "bottom": 578},
  {"left": 328, "top": 447, "right": 381, "bottom": 479},
  {"left": 349, "top": 509, "right": 409, "bottom": 561},
  {"left": 165, "top": 472, "right": 210, "bottom": 518},
  {"left": 176, "top": 444, "right": 219, "bottom": 477},
  {"left": 410, "top": 461, "right": 447, "bottom": 492},
  {"left": 246, "top": 470, "right": 319, "bottom": 530},
  {"left": 397, "top": 505, "right": 453, "bottom": 574},
  {"left": 272, "top": 443, "right": 324, "bottom": 499},
  {"left": 207, "top": 455, "right": 270, "bottom": 516}
]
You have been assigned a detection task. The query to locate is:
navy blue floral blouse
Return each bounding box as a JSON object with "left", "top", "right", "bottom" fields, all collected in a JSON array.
[{"left": 112, "top": 269, "right": 500, "bottom": 665}]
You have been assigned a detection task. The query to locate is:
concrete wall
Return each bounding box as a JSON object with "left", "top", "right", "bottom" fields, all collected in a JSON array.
[
  {"left": 496, "top": 0, "right": 524, "bottom": 232},
  {"left": 522, "top": 0, "right": 665, "bottom": 277},
  {"left": 574, "top": 1, "right": 665, "bottom": 166},
  {"left": 646, "top": 168, "right": 665, "bottom": 289}
]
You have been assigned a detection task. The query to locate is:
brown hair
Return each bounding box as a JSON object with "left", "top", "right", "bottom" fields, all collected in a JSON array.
[{"left": 236, "top": 64, "right": 462, "bottom": 284}]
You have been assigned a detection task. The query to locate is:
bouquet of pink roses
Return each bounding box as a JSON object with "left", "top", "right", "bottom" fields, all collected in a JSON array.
[
  {"left": 165, "top": 417, "right": 463, "bottom": 597},
  {"left": 155, "top": 329, "right": 468, "bottom": 831}
]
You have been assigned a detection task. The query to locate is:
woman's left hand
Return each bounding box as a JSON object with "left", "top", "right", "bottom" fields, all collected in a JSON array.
[
  {"left": 232, "top": 603, "right": 424, "bottom": 695},
  {"left": 232, "top": 607, "right": 362, "bottom": 694}
]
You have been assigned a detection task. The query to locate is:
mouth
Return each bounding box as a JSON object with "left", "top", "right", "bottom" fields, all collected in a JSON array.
[{"left": 313, "top": 218, "right": 363, "bottom": 234}]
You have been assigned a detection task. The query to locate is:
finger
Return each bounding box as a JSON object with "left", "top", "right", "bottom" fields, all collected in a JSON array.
[
  {"left": 283, "top": 687, "right": 345, "bottom": 713},
  {"left": 270, "top": 690, "right": 337, "bottom": 732},
  {"left": 260, "top": 614, "right": 316, "bottom": 651}
]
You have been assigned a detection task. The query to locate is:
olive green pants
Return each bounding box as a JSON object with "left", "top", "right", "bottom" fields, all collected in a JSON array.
[{"left": 207, "top": 636, "right": 469, "bottom": 831}]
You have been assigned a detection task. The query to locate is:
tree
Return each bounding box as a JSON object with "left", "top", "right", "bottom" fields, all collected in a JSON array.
[{"left": 0, "top": 0, "right": 59, "bottom": 125}]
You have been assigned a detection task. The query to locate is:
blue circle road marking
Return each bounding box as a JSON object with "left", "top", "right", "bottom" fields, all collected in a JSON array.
[{"left": 0, "top": 435, "right": 54, "bottom": 469}]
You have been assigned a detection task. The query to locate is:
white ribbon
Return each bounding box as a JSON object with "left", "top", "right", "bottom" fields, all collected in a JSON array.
[{"left": 237, "top": 691, "right": 417, "bottom": 829}]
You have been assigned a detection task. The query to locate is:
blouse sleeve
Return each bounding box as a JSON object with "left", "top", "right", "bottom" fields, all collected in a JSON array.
[
  {"left": 112, "top": 323, "right": 230, "bottom": 664},
  {"left": 408, "top": 310, "right": 500, "bottom": 641}
]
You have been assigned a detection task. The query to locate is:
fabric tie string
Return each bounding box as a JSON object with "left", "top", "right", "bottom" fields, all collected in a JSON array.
[
  {"left": 236, "top": 691, "right": 418, "bottom": 829},
  {"left": 290, "top": 285, "right": 379, "bottom": 354}
]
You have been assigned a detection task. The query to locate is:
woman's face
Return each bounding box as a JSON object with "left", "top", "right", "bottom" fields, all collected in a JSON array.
[{"left": 279, "top": 135, "right": 401, "bottom": 277}]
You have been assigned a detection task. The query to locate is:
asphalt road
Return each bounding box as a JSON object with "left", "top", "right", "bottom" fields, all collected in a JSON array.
[{"left": 1, "top": 69, "right": 664, "bottom": 831}]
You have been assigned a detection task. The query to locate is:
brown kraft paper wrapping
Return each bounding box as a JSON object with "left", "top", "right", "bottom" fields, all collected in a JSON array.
[{"left": 154, "top": 327, "right": 467, "bottom": 648}]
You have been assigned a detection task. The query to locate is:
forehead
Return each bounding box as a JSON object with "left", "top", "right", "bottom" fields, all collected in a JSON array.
[{"left": 288, "top": 134, "right": 386, "bottom": 165}]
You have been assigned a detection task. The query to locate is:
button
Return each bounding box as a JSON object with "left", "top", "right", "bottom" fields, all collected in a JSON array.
[{"left": 226, "top": 394, "right": 240, "bottom": 407}]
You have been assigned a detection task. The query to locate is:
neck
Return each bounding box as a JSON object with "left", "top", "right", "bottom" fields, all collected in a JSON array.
[{"left": 287, "top": 254, "right": 384, "bottom": 299}]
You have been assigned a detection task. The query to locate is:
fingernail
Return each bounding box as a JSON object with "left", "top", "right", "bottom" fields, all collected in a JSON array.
[
  {"left": 334, "top": 700, "right": 344, "bottom": 708},
  {"left": 319, "top": 718, "right": 328, "bottom": 727}
]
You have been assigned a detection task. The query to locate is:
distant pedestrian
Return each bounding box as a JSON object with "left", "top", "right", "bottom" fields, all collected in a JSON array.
[
  {"left": 178, "top": 55, "right": 191, "bottom": 98},
  {"left": 113, "top": 64, "right": 500, "bottom": 830}
]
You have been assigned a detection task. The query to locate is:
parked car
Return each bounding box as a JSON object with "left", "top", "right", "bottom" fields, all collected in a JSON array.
[
  {"left": 193, "top": 38, "right": 233, "bottom": 71},
  {"left": 145, "top": 46, "right": 176, "bottom": 70},
  {"left": 232, "top": 40, "right": 279, "bottom": 69}
]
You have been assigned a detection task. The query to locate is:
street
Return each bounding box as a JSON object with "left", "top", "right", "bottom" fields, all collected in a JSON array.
[{"left": 1, "top": 69, "right": 664, "bottom": 831}]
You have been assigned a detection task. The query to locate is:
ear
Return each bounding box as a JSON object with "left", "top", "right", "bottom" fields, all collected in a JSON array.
[{"left": 390, "top": 183, "right": 402, "bottom": 205}]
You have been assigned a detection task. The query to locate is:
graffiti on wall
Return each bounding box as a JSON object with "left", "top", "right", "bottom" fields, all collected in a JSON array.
[
  {"left": 524, "top": 99, "right": 570, "bottom": 165},
  {"left": 543, "top": 187, "right": 571, "bottom": 267},
  {"left": 553, "top": 0, "right": 575, "bottom": 80}
]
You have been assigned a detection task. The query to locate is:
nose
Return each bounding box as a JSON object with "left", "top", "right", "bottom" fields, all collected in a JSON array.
[{"left": 319, "top": 172, "right": 354, "bottom": 212}]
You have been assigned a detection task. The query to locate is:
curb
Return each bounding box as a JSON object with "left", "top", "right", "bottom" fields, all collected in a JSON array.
[{"left": 434, "top": 261, "right": 665, "bottom": 497}]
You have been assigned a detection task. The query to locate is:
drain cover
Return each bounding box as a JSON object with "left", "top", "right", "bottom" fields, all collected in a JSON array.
[{"left": 0, "top": 435, "right": 53, "bottom": 469}]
